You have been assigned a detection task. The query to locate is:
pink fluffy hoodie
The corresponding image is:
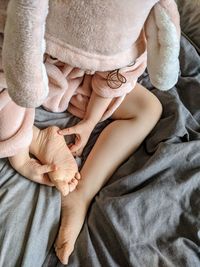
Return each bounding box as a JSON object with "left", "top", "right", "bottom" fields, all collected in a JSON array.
[{"left": 0, "top": 0, "right": 180, "bottom": 157}]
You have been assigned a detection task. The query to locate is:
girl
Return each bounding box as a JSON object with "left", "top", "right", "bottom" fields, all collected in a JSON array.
[{"left": 0, "top": 0, "right": 180, "bottom": 264}]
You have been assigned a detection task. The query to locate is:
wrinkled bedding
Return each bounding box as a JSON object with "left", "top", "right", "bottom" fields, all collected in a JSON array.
[
  {"left": 0, "top": 36, "right": 200, "bottom": 267},
  {"left": 176, "top": 0, "right": 200, "bottom": 53}
]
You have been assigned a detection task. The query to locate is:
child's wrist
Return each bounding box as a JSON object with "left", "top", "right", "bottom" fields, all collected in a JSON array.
[{"left": 82, "top": 117, "right": 98, "bottom": 129}]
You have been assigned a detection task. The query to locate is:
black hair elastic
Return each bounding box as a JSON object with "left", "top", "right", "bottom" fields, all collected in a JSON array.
[{"left": 106, "top": 69, "right": 127, "bottom": 89}]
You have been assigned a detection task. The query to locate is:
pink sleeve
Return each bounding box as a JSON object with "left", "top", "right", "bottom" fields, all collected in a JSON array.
[
  {"left": 0, "top": 32, "right": 35, "bottom": 158},
  {"left": 91, "top": 52, "right": 147, "bottom": 121},
  {"left": 91, "top": 71, "right": 133, "bottom": 99},
  {"left": 91, "top": 51, "right": 147, "bottom": 98},
  {"left": 0, "top": 89, "right": 35, "bottom": 158},
  {"left": 0, "top": 47, "right": 35, "bottom": 157}
]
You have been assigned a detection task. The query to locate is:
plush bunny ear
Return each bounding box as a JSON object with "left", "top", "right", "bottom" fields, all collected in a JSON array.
[
  {"left": 145, "top": 0, "right": 181, "bottom": 91},
  {"left": 2, "top": 0, "right": 49, "bottom": 108}
]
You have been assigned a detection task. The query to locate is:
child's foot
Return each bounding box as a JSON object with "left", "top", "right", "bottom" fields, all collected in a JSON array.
[
  {"left": 54, "top": 190, "right": 89, "bottom": 264},
  {"left": 30, "top": 126, "right": 80, "bottom": 195}
]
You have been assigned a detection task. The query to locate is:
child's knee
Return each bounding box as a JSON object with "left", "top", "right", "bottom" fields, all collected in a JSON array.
[
  {"left": 136, "top": 93, "right": 163, "bottom": 125},
  {"left": 121, "top": 85, "right": 162, "bottom": 125},
  {"left": 112, "top": 84, "right": 163, "bottom": 122}
]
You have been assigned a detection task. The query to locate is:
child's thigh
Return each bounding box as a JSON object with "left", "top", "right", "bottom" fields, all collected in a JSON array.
[{"left": 111, "top": 83, "right": 163, "bottom": 120}]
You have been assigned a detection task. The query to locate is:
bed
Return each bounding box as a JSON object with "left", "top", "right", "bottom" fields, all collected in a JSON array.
[{"left": 0, "top": 1, "right": 200, "bottom": 266}]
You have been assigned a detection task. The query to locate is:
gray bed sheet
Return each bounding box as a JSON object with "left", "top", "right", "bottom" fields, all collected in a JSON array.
[{"left": 0, "top": 36, "right": 200, "bottom": 267}]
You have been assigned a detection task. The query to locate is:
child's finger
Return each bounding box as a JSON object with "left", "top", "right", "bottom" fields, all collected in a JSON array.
[
  {"left": 68, "top": 143, "right": 74, "bottom": 149},
  {"left": 58, "top": 127, "right": 77, "bottom": 136},
  {"left": 69, "top": 178, "right": 78, "bottom": 192},
  {"left": 36, "top": 164, "right": 57, "bottom": 175},
  {"left": 75, "top": 172, "right": 81, "bottom": 180},
  {"left": 70, "top": 139, "right": 82, "bottom": 153},
  {"left": 76, "top": 147, "right": 84, "bottom": 157},
  {"left": 42, "top": 174, "right": 55, "bottom": 186},
  {"left": 54, "top": 180, "right": 70, "bottom": 196}
]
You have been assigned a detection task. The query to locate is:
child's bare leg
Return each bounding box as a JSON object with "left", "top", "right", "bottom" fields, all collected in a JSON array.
[
  {"left": 55, "top": 83, "right": 163, "bottom": 264},
  {"left": 30, "top": 126, "right": 80, "bottom": 195}
]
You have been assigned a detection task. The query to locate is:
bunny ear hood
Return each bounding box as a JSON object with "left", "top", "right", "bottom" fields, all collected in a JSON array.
[
  {"left": 2, "top": 0, "right": 180, "bottom": 108},
  {"left": 45, "top": 0, "right": 157, "bottom": 72},
  {"left": 2, "top": 0, "right": 49, "bottom": 108},
  {"left": 145, "top": 0, "right": 181, "bottom": 91},
  {"left": 0, "top": 0, "right": 8, "bottom": 33}
]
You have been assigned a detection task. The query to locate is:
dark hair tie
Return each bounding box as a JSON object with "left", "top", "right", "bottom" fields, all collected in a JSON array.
[
  {"left": 43, "top": 54, "right": 48, "bottom": 63},
  {"left": 50, "top": 55, "right": 58, "bottom": 60},
  {"left": 106, "top": 69, "right": 127, "bottom": 89}
]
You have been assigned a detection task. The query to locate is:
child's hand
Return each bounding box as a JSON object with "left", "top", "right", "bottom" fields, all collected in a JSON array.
[
  {"left": 31, "top": 126, "right": 81, "bottom": 196},
  {"left": 9, "top": 152, "right": 55, "bottom": 186},
  {"left": 58, "top": 119, "right": 95, "bottom": 156},
  {"left": 20, "top": 158, "right": 56, "bottom": 186}
]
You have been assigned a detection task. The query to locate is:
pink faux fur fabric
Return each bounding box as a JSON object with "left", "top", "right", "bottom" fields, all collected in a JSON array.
[
  {"left": 0, "top": 48, "right": 147, "bottom": 158},
  {"left": 2, "top": 0, "right": 49, "bottom": 108},
  {"left": 0, "top": 0, "right": 181, "bottom": 157},
  {"left": 0, "top": 0, "right": 180, "bottom": 108},
  {"left": 43, "top": 51, "right": 147, "bottom": 121}
]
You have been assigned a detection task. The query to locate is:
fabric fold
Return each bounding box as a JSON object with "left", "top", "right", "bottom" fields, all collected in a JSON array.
[{"left": 0, "top": 50, "right": 35, "bottom": 158}]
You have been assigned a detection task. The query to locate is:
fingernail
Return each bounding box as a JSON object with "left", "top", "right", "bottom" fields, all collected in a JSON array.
[
  {"left": 55, "top": 165, "right": 58, "bottom": 171},
  {"left": 53, "top": 164, "right": 58, "bottom": 171},
  {"left": 75, "top": 172, "right": 81, "bottom": 179},
  {"left": 62, "top": 187, "right": 69, "bottom": 196},
  {"left": 62, "top": 191, "right": 68, "bottom": 197}
]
